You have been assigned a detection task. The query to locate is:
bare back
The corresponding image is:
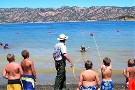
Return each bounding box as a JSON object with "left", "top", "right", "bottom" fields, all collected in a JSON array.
[
  {"left": 127, "top": 67, "right": 135, "bottom": 79},
  {"left": 21, "top": 59, "right": 35, "bottom": 76},
  {"left": 101, "top": 65, "right": 112, "bottom": 81},
  {"left": 3, "top": 62, "right": 23, "bottom": 80},
  {"left": 79, "top": 70, "right": 100, "bottom": 86}
]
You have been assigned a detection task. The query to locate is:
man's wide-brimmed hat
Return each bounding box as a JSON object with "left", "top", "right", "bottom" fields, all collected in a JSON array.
[{"left": 57, "top": 34, "right": 68, "bottom": 40}]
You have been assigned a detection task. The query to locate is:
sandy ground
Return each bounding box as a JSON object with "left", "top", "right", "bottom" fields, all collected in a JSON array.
[{"left": 0, "top": 84, "right": 126, "bottom": 90}]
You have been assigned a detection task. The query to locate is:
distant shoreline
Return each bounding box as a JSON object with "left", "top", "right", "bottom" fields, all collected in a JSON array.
[{"left": 0, "top": 20, "right": 135, "bottom": 24}]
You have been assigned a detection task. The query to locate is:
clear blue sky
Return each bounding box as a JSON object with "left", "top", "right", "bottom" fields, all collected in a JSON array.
[{"left": 0, "top": 0, "right": 134, "bottom": 8}]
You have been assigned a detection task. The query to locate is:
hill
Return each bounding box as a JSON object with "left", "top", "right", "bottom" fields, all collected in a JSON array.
[{"left": 0, "top": 6, "right": 134, "bottom": 23}]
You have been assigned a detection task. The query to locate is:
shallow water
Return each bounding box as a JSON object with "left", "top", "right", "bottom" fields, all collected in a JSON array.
[{"left": 0, "top": 21, "right": 134, "bottom": 84}]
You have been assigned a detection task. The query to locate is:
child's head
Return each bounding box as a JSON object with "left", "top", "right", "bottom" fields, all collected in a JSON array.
[
  {"left": 128, "top": 59, "right": 134, "bottom": 67},
  {"left": 21, "top": 50, "right": 29, "bottom": 59},
  {"left": 7, "top": 54, "right": 15, "bottom": 62},
  {"left": 85, "top": 60, "right": 93, "bottom": 70},
  {"left": 103, "top": 57, "right": 111, "bottom": 66}
]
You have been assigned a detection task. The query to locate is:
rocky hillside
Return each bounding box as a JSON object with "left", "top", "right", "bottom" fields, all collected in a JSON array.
[{"left": 0, "top": 6, "right": 134, "bottom": 23}]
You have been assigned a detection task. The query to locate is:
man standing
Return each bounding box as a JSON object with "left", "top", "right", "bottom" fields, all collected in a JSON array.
[{"left": 53, "top": 34, "right": 73, "bottom": 90}]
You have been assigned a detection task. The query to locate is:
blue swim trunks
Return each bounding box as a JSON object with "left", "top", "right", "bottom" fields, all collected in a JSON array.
[
  {"left": 81, "top": 86, "right": 96, "bottom": 90},
  {"left": 101, "top": 81, "right": 114, "bottom": 90},
  {"left": 21, "top": 74, "right": 35, "bottom": 90}
]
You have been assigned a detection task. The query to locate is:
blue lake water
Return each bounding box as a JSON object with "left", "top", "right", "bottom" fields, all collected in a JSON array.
[{"left": 0, "top": 21, "right": 135, "bottom": 84}]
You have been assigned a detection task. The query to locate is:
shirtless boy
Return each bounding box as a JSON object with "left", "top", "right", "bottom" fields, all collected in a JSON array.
[
  {"left": 21, "top": 50, "right": 36, "bottom": 90},
  {"left": 2, "top": 54, "right": 23, "bottom": 90},
  {"left": 123, "top": 59, "right": 133, "bottom": 89},
  {"left": 101, "top": 57, "right": 114, "bottom": 90},
  {"left": 123, "top": 59, "right": 135, "bottom": 90},
  {"left": 77, "top": 60, "right": 100, "bottom": 90}
]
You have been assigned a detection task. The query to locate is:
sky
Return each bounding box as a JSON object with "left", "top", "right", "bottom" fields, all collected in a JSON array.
[{"left": 0, "top": 0, "right": 134, "bottom": 8}]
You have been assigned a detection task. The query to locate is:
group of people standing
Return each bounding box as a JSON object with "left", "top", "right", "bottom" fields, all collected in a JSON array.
[
  {"left": 2, "top": 33, "right": 135, "bottom": 90},
  {"left": 53, "top": 34, "right": 135, "bottom": 90},
  {"left": 2, "top": 50, "right": 36, "bottom": 90}
]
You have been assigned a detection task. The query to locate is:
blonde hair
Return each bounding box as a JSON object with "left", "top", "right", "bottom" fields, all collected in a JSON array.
[{"left": 7, "top": 54, "right": 15, "bottom": 62}]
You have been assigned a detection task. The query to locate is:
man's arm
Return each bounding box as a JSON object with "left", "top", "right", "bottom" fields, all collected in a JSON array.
[
  {"left": 53, "top": 53, "right": 56, "bottom": 60},
  {"left": 63, "top": 53, "right": 73, "bottom": 67}
]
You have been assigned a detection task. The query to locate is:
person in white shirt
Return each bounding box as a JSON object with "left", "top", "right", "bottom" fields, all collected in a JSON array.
[{"left": 53, "top": 34, "right": 73, "bottom": 90}]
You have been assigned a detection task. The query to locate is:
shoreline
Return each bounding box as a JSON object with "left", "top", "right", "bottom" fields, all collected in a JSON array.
[
  {"left": 0, "top": 72, "right": 126, "bottom": 89},
  {"left": 0, "top": 20, "right": 135, "bottom": 24},
  {"left": 0, "top": 84, "right": 126, "bottom": 90},
  {"left": 0, "top": 69, "right": 126, "bottom": 85}
]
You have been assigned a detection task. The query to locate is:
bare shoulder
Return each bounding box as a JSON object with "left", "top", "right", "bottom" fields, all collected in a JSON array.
[
  {"left": 101, "top": 65, "right": 112, "bottom": 71},
  {"left": 126, "top": 67, "right": 131, "bottom": 71},
  {"left": 80, "top": 70, "right": 88, "bottom": 76},
  {"left": 93, "top": 70, "right": 98, "bottom": 75},
  {"left": 13, "top": 62, "right": 21, "bottom": 67},
  {"left": 108, "top": 65, "right": 112, "bottom": 69},
  {"left": 80, "top": 71, "right": 85, "bottom": 75},
  {"left": 127, "top": 67, "right": 135, "bottom": 71},
  {"left": 15, "top": 62, "right": 20, "bottom": 65},
  {"left": 82, "top": 70, "right": 98, "bottom": 75},
  {"left": 4, "top": 64, "right": 9, "bottom": 69},
  {"left": 28, "top": 59, "right": 34, "bottom": 64},
  {"left": 21, "top": 59, "right": 33, "bottom": 67},
  {"left": 25, "top": 59, "right": 33, "bottom": 63}
]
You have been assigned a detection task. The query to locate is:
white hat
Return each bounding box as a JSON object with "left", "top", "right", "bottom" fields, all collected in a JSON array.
[{"left": 57, "top": 34, "right": 68, "bottom": 40}]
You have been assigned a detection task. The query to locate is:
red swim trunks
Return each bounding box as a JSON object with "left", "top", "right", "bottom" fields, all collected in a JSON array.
[{"left": 128, "top": 79, "right": 135, "bottom": 90}]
